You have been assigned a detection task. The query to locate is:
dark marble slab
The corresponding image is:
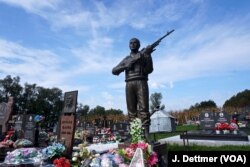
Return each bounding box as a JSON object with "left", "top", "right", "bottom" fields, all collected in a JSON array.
[{"left": 180, "top": 130, "right": 249, "bottom": 141}]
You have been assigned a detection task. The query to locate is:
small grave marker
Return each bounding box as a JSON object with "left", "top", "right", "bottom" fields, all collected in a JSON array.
[
  {"left": 215, "top": 111, "right": 230, "bottom": 124},
  {"left": 23, "top": 114, "right": 36, "bottom": 144},
  {"left": 199, "top": 111, "right": 215, "bottom": 130}
]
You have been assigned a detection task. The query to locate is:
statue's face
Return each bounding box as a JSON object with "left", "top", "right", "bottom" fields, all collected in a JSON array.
[{"left": 129, "top": 38, "right": 140, "bottom": 51}]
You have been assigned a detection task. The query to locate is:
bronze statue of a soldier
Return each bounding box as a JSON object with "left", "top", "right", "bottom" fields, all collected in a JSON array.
[
  {"left": 112, "top": 30, "right": 174, "bottom": 142},
  {"left": 112, "top": 37, "right": 153, "bottom": 142}
]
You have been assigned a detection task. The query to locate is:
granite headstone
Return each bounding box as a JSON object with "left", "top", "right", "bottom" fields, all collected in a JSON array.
[
  {"left": 113, "top": 122, "right": 129, "bottom": 140},
  {"left": 23, "top": 114, "right": 36, "bottom": 144},
  {"left": 199, "top": 111, "right": 215, "bottom": 130},
  {"left": 59, "top": 115, "right": 75, "bottom": 157},
  {"left": 14, "top": 115, "right": 24, "bottom": 132},
  {"left": 215, "top": 111, "right": 230, "bottom": 124}
]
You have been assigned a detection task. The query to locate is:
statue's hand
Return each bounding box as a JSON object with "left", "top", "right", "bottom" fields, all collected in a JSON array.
[
  {"left": 145, "top": 45, "right": 154, "bottom": 54},
  {"left": 124, "top": 55, "right": 140, "bottom": 70}
]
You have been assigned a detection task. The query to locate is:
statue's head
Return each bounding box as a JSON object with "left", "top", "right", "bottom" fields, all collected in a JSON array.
[{"left": 129, "top": 38, "right": 140, "bottom": 51}]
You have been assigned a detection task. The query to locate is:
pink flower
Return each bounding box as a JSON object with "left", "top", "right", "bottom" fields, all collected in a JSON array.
[
  {"left": 125, "top": 148, "right": 134, "bottom": 158},
  {"left": 148, "top": 152, "right": 158, "bottom": 166},
  {"left": 23, "top": 149, "right": 30, "bottom": 157},
  {"left": 129, "top": 143, "right": 138, "bottom": 150},
  {"left": 137, "top": 142, "right": 148, "bottom": 151}
]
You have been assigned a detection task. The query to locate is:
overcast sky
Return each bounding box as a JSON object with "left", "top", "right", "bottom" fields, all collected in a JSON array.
[{"left": 0, "top": 0, "right": 250, "bottom": 113}]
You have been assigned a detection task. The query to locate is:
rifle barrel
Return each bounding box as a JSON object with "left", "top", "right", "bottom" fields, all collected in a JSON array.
[{"left": 159, "top": 29, "right": 175, "bottom": 41}]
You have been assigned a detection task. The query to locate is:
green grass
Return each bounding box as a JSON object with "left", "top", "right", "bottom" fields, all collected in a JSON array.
[
  {"left": 151, "top": 125, "right": 250, "bottom": 151},
  {"left": 176, "top": 124, "right": 200, "bottom": 131},
  {"left": 150, "top": 125, "right": 200, "bottom": 139}
]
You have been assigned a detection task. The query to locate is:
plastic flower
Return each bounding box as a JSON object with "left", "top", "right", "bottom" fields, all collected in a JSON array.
[
  {"left": 229, "top": 122, "right": 238, "bottom": 131},
  {"left": 117, "top": 118, "right": 158, "bottom": 166},
  {"left": 42, "top": 142, "right": 65, "bottom": 159},
  {"left": 220, "top": 122, "right": 230, "bottom": 130},
  {"left": 130, "top": 118, "right": 143, "bottom": 143},
  {"left": 148, "top": 152, "right": 158, "bottom": 166},
  {"left": 34, "top": 115, "right": 45, "bottom": 122},
  {"left": 125, "top": 148, "right": 134, "bottom": 158},
  {"left": 214, "top": 123, "right": 222, "bottom": 130},
  {"left": 137, "top": 141, "right": 148, "bottom": 151},
  {"left": 53, "top": 157, "right": 70, "bottom": 167}
]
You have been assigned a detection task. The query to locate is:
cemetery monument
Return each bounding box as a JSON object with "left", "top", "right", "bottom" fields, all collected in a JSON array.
[
  {"left": 0, "top": 97, "right": 14, "bottom": 133},
  {"left": 59, "top": 90, "right": 78, "bottom": 158},
  {"left": 112, "top": 30, "right": 174, "bottom": 142}
]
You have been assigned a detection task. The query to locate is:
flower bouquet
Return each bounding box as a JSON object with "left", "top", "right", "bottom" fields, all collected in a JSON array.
[
  {"left": 13, "top": 139, "right": 33, "bottom": 148},
  {"left": 71, "top": 144, "right": 92, "bottom": 166},
  {"left": 218, "top": 122, "right": 230, "bottom": 134},
  {"left": 229, "top": 122, "right": 239, "bottom": 134},
  {"left": 117, "top": 118, "right": 158, "bottom": 166},
  {"left": 41, "top": 142, "right": 66, "bottom": 162},
  {"left": 4, "top": 147, "right": 42, "bottom": 165},
  {"left": 214, "top": 123, "right": 222, "bottom": 134},
  {"left": 118, "top": 141, "right": 158, "bottom": 166},
  {"left": 130, "top": 118, "right": 143, "bottom": 143},
  {"left": 0, "top": 127, "right": 16, "bottom": 148},
  {"left": 53, "top": 157, "right": 70, "bottom": 167}
]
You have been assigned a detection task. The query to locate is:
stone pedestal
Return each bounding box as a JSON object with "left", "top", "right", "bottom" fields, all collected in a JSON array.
[{"left": 153, "top": 143, "right": 168, "bottom": 167}]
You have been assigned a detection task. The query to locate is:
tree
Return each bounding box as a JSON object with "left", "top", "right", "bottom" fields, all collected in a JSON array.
[
  {"left": 35, "top": 86, "right": 63, "bottom": 129},
  {"left": 150, "top": 92, "right": 165, "bottom": 112},
  {"left": 89, "top": 105, "right": 106, "bottom": 116},
  {"left": 189, "top": 100, "right": 217, "bottom": 110},
  {"left": 0, "top": 75, "right": 23, "bottom": 114},
  {"left": 0, "top": 75, "right": 64, "bottom": 129},
  {"left": 106, "top": 108, "right": 123, "bottom": 115},
  {"left": 223, "top": 89, "right": 250, "bottom": 108},
  {"left": 77, "top": 104, "right": 90, "bottom": 116},
  {"left": 20, "top": 83, "right": 38, "bottom": 114}
]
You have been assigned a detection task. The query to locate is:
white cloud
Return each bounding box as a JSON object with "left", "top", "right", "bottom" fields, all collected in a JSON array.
[
  {"left": 0, "top": 0, "right": 199, "bottom": 32},
  {"left": 69, "top": 36, "right": 115, "bottom": 75},
  {"left": 151, "top": 18, "right": 250, "bottom": 86},
  {"left": 0, "top": 0, "right": 60, "bottom": 13},
  {"left": 0, "top": 39, "right": 75, "bottom": 87}
]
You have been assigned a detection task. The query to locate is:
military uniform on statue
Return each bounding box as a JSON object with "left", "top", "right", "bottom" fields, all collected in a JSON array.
[
  {"left": 112, "top": 38, "right": 153, "bottom": 142},
  {"left": 112, "top": 30, "right": 174, "bottom": 143}
]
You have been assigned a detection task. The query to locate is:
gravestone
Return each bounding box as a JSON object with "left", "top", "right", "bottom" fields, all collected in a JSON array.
[
  {"left": 113, "top": 122, "right": 129, "bottom": 140},
  {"left": 0, "top": 97, "right": 14, "bottom": 133},
  {"left": 14, "top": 115, "right": 24, "bottom": 132},
  {"left": 23, "top": 114, "right": 36, "bottom": 144},
  {"left": 94, "top": 119, "right": 101, "bottom": 128},
  {"left": 85, "top": 122, "right": 95, "bottom": 135},
  {"left": 215, "top": 111, "right": 230, "bottom": 124},
  {"left": 199, "top": 111, "right": 215, "bottom": 130},
  {"left": 59, "top": 90, "right": 77, "bottom": 158},
  {"left": 76, "top": 119, "right": 83, "bottom": 128},
  {"left": 107, "top": 120, "right": 113, "bottom": 129},
  {"left": 59, "top": 115, "right": 76, "bottom": 156}
]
